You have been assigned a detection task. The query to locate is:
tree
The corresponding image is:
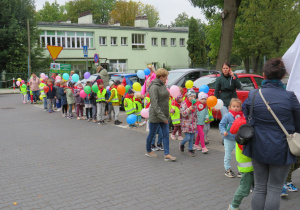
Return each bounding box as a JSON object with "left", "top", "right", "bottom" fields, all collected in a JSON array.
[
  {"left": 66, "top": 0, "right": 95, "bottom": 23},
  {"left": 171, "top": 12, "right": 190, "bottom": 27},
  {"left": 92, "top": 0, "right": 117, "bottom": 24},
  {"left": 36, "top": 1, "right": 67, "bottom": 22},
  {"left": 189, "top": 0, "right": 242, "bottom": 70},
  {"left": 187, "top": 17, "right": 207, "bottom": 67},
  {"left": 140, "top": 4, "right": 159, "bottom": 27}
]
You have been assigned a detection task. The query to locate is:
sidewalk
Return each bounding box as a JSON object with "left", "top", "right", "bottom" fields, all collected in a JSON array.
[{"left": 0, "top": 88, "right": 20, "bottom": 94}]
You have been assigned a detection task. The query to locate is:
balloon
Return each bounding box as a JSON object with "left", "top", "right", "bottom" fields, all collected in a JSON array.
[
  {"left": 44, "top": 86, "right": 49, "bottom": 93},
  {"left": 58, "top": 74, "right": 61, "bottom": 77},
  {"left": 39, "top": 95, "right": 43, "bottom": 101},
  {"left": 144, "top": 68, "right": 151, "bottom": 76},
  {"left": 40, "top": 73, "right": 46, "bottom": 79},
  {"left": 21, "top": 80, "right": 25, "bottom": 84},
  {"left": 92, "top": 84, "right": 99, "bottom": 93},
  {"left": 141, "top": 108, "right": 149, "bottom": 118},
  {"left": 199, "top": 85, "right": 209, "bottom": 93},
  {"left": 192, "top": 99, "right": 197, "bottom": 105},
  {"left": 40, "top": 78, "right": 43, "bottom": 82},
  {"left": 17, "top": 78, "right": 22, "bottom": 82},
  {"left": 126, "top": 114, "right": 137, "bottom": 124},
  {"left": 125, "top": 85, "right": 131, "bottom": 93},
  {"left": 72, "top": 74, "right": 79, "bottom": 82},
  {"left": 55, "top": 76, "right": 61, "bottom": 81},
  {"left": 132, "top": 82, "right": 141, "bottom": 92},
  {"left": 214, "top": 99, "right": 224, "bottom": 109},
  {"left": 117, "top": 85, "right": 126, "bottom": 96},
  {"left": 16, "top": 81, "right": 20, "bottom": 86},
  {"left": 185, "top": 80, "right": 194, "bottom": 89},
  {"left": 170, "top": 85, "right": 180, "bottom": 98},
  {"left": 137, "top": 70, "right": 145, "bottom": 79},
  {"left": 207, "top": 96, "right": 218, "bottom": 107},
  {"left": 80, "top": 90, "right": 87, "bottom": 98},
  {"left": 84, "top": 72, "right": 90, "bottom": 79},
  {"left": 84, "top": 86, "right": 91, "bottom": 94},
  {"left": 63, "top": 73, "right": 69, "bottom": 81},
  {"left": 21, "top": 84, "right": 26, "bottom": 88}
]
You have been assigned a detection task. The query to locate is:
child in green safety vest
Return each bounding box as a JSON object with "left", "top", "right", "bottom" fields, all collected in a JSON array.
[
  {"left": 106, "top": 80, "right": 122, "bottom": 125},
  {"left": 134, "top": 92, "right": 143, "bottom": 126},
  {"left": 124, "top": 88, "right": 137, "bottom": 128},
  {"left": 170, "top": 94, "right": 183, "bottom": 140},
  {"left": 20, "top": 82, "right": 27, "bottom": 104},
  {"left": 96, "top": 79, "right": 107, "bottom": 125}
]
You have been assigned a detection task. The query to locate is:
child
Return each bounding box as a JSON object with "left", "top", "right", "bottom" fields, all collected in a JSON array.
[
  {"left": 39, "top": 81, "right": 47, "bottom": 111},
  {"left": 106, "top": 80, "right": 122, "bottom": 125},
  {"left": 106, "top": 81, "right": 113, "bottom": 122},
  {"left": 179, "top": 89, "right": 197, "bottom": 157},
  {"left": 144, "top": 93, "right": 150, "bottom": 131},
  {"left": 20, "top": 82, "right": 27, "bottom": 104},
  {"left": 26, "top": 83, "right": 30, "bottom": 102},
  {"left": 96, "top": 79, "right": 107, "bottom": 125},
  {"left": 194, "top": 92, "right": 209, "bottom": 153},
  {"left": 124, "top": 88, "right": 136, "bottom": 128},
  {"left": 73, "top": 82, "right": 85, "bottom": 120},
  {"left": 134, "top": 92, "right": 143, "bottom": 126},
  {"left": 65, "top": 81, "right": 76, "bottom": 119},
  {"left": 54, "top": 80, "right": 61, "bottom": 111},
  {"left": 59, "top": 80, "right": 68, "bottom": 117},
  {"left": 219, "top": 98, "right": 244, "bottom": 178},
  {"left": 46, "top": 79, "right": 55, "bottom": 113},
  {"left": 204, "top": 107, "right": 214, "bottom": 144},
  {"left": 84, "top": 82, "right": 93, "bottom": 122},
  {"left": 170, "top": 94, "right": 183, "bottom": 140}
]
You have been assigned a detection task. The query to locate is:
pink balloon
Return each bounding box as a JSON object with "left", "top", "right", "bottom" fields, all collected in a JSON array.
[
  {"left": 21, "top": 80, "right": 25, "bottom": 84},
  {"left": 170, "top": 85, "right": 180, "bottom": 98},
  {"left": 141, "top": 108, "right": 149, "bottom": 118},
  {"left": 40, "top": 73, "right": 46, "bottom": 79},
  {"left": 80, "top": 90, "right": 87, "bottom": 98},
  {"left": 16, "top": 81, "right": 20, "bottom": 86},
  {"left": 56, "top": 76, "right": 61, "bottom": 81}
]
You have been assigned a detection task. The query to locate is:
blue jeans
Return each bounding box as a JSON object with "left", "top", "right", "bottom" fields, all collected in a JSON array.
[
  {"left": 32, "top": 90, "right": 40, "bottom": 102},
  {"left": 224, "top": 138, "right": 235, "bottom": 170},
  {"left": 151, "top": 126, "right": 163, "bottom": 146},
  {"left": 220, "top": 106, "right": 229, "bottom": 143},
  {"left": 146, "top": 122, "right": 170, "bottom": 155},
  {"left": 180, "top": 133, "right": 195, "bottom": 150},
  {"left": 43, "top": 97, "right": 47, "bottom": 109}
]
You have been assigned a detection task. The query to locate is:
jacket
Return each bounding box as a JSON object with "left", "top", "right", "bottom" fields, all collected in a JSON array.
[
  {"left": 54, "top": 85, "right": 61, "bottom": 99},
  {"left": 180, "top": 100, "right": 197, "bottom": 133},
  {"left": 29, "top": 77, "right": 40, "bottom": 91},
  {"left": 214, "top": 73, "right": 241, "bottom": 107},
  {"left": 84, "top": 93, "right": 94, "bottom": 104},
  {"left": 148, "top": 78, "right": 169, "bottom": 123},
  {"left": 73, "top": 88, "right": 84, "bottom": 105},
  {"left": 242, "top": 81, "right": 300, "bottom": 165},
  {"left": 65, "top": 88, "right": 75, "bottom": 105},
  {"left": 59, "top": 87, "right": 67, "bottom": 105},
  {"left": 219, "top": 112, "right": 236, "bottom": 141},
  {"left": 46, "top": 85, "right": 56, "bottom": 99},
  {"left": 107, "top": 88, "right": 122, "bottom": 106},
  {"left": 99, "top": 69, "right": 109, "bottom": 87},
  {"left": 196, "top": 105, "right": 209, "bottom": 125}
]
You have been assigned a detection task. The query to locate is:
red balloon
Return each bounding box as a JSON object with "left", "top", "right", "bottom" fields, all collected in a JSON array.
[{"left": 44, "top": 86, "right": 49, "bottom": 93}]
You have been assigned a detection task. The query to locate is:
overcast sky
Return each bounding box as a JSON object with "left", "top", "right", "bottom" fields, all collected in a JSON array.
[{"left": 35, "top": 0, "right": 207, "bottom": 25}]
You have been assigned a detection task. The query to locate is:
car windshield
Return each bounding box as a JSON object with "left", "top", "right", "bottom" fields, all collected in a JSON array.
[
  {"left": 194, "top": 76, "right": 217, "bottom": 89},
  {"left": 110, "top": 75, "right": 123, "bottom": 82},
  {"left": 167, "top": 72, "right": 185, "bottom": 86}
]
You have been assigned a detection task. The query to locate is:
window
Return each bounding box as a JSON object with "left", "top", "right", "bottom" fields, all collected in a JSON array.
[
  {"left": 109, "top": 59, "right": 127, "bottom": 72},
  {"left": 132, "top": 34, "right": 145, "bottom": 49},
  {"left": 171, "top": 38, "right": 176, "bottom": 46},
  {"left": 152, "top": 38, "right": 157, "bottom": 46},
  {"left": 111, "top": 37, "right": 117, "bottom": 46},
  {"left": 161, "top": 38, "right": 167, "bottom": 46},
  {"left": 121, "top": 37, "right": 127, "bottom": 45},
  {"left": 254, "top": 77, "right": 264, "bottom": 88},
  {"left": 180, "top": 38, "right": 185, "bottom": 46},
  {"left": 184, "top": 72, "right": 201, "bottom": 85},
  {"left": 194, "top": 77, "right": 217, "bottom": 89},
  {"left": 99, "top": 37, "right": 106, "bottom": 45},
  {"left": 238, "top": 77, "right": 255, "bottom": 91}
]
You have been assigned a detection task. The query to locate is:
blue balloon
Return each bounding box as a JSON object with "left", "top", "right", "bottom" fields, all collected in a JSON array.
[
  {"left": 144, "top": 68, "right": 151, "bottom": 76},
  {"left": 199, "top": 85, "right": 209, "bottom": 93},
  {"left": 137, "top": 70, "right": 145, "bottom": 79},
  {"left": 63, "top": 73, "right": 69, "bottom": 81},
  {"left": 126, "top": 114, "right": 137, "bottom": 124},
  {"left": 72, "top": 73, "right": 79, "bottom": 83}
]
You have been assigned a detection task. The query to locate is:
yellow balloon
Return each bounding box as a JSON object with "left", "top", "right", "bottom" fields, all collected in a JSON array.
[
  {"left": 185, "top": 80, "right": 194, "bottom": 89},
  {"left": 40, "top": 78, "right": 43, "bottom": 82},
  {"left": 17, "top": 78, "right": 22, "bottom": 82},
  {"left": 40, "top": 95, "right": 43, "bottom": 101},
  {"left": 132, "top": 82, "right": 141, "bottom": 92}
]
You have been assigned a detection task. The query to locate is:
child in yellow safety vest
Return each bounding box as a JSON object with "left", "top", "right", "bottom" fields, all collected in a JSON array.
[
  {"left": 106, "top": 80, "right": 123, "bottom": 125},
  {"left": 134, "top": 92, "right": 143, "bottom": 126},
  {"left": 96, "top": 79, "right": 107, "bottom": 125},
  {"left": 39, "top": 82, "right": 47, "bottom": 110},
  {"left": 170, "top": 94, "right": 183, "bottom": 140},
  {"left": 124, "top": 88, "right": 137, "bottom": 128},
  {"left": 20, "top": 82, "right": 27, "bottom": 104}
]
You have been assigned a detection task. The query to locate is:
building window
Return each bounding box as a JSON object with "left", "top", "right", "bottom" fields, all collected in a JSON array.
[
  {"left": 171, "top": 38, "right": 176, "bottom": 47},
  {"left": 161, "top": 38, "right": 167, "bottom": 46},
  {"left": 180, "top": 38, "right": 185, "bottom": 47},
  {"left": 99, "top": 36, "right": 107, "bottom": 46},
  {"left": 121, "top": 37, "right": 127, "bottom": 45},
  {"left": 152, "top": 38, "right": 157, "bottom": 46},
  {"left": 132, "top": 34, "right": 145, "bottom": 49},
  {"left": 111, "top": 37, "right": 117, "bottom": 46},
  {"left": 109, "top": 59, "right": 127, "bottom": 72}
]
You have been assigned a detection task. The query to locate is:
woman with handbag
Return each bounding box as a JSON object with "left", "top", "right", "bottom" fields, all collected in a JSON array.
[{"left": 242, "top": 58, "right": 300, "bottom": 210}]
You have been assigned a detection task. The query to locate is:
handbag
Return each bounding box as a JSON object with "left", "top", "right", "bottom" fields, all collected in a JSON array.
[
  {"left": 235, "top": 90, "right": 258, "bottom": 145},
  {"left": 259, "top": 89, "right": 300, "bottom": 156}
]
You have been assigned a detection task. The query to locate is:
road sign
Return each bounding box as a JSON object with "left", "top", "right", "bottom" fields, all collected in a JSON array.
[
  {"left": 94, "top": 54, "right": 99, "bottom": 63},
  {"left": 47, "top": 45, "right": 63, "bottom": 61},
  {"left": 50, "top": 63, "right": 71, "bottom": 74},
  {"left": 83, "top": 46, "right": 88, "bottom": 58}
]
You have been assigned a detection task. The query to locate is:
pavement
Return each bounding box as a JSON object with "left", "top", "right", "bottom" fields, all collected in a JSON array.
[
  {"left": 0, "top": 93, "right": 299, "bottom": 210},
  {"left": 0, "top": 88, "right": 20, "bottom": 94}
]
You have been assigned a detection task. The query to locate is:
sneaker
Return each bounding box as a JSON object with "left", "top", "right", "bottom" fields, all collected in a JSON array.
[
  {"left": 114, "top": 120, "right": 121, "bottom": 125},
  {"left": 179, "top": 143, "right": 184, "bottom": 152},
  {"left": 77, "top": 117, "right": 81, "bottom": 120},
  {"left": 31, "top": 102, "right": 33, "bottom": 104},
  {"left": 205, "top": 137, "right": 210, "bottom": 145},
  {"left": 157, "top": 144, "right": 164, "bottom": 151},
  {"left": 225, "top": 169, "right": 236, "bottom": 178},
  {"left": 44, "top": 109, "right": 47, "bottom": 111},
  {"left": 48, "top": 110, "right": 52, "bottom": 113},
  {"left": 164, "top": 154, "right": 176, "bottom": 161},
  {"left": 286, "top": 182, "right": 298, "bottom": 192},
  {"left": 67, "top": 115, "right": 72, "bottom": 119},
  {"left": 138, "top": 123, "right": 144, "bottom": 126},
  {"left": 101, "top": 120, "right": 106, "bottom": 125},
  {"left": 188, "top": 150, "right": 196, "bottom": 157},
  {"left": 237, "top": 172, "right": 242, "bottom": 178},
  {"left": 170, "top": 134, "right": 176, "bottom": 140},
  {"left": 194, "top": 144, "right": 202, "bottom": 151},
  {"left": 178, "top": 136, "right": 183, "bottom": 141},
  {"left": 151, "top": 145, "right": 159, "bottom": 151},
  {"left": 93, "top": 120, "right": 97, "bottom": 123},
  {"left": 116, "top": 120, "right": 122, "bottom": 124},
  {"left": 228, "top": 204, "right": 240, "bottom": 210},
  {"left": 145, "top": 151, "right": 157, "bottom": 158},
  {"left": 81, "top": 117, "right": 86, "bottom": 120},
  {"left": 97, "top": 121, "right": 101, "bottom": 125},
  {"left": 250, "top": 187, "right": 253, "bottom": 193},
  {"left": 87, "top": 119, "right": 91, "bottom": 122},
  {"left": 202, "top": 147, "right": 209, "bottom": 154},
  {"left": 281, "top": 185, "right": 288, "bottom": 197}
]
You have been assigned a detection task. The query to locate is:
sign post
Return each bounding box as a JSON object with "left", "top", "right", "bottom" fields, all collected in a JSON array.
[
  {"left": 83, "top": 46, "right": 88, "bottom": 71},
  {"left": 50, "top": 63, "right": 71, "bottom": 75},
  {"left": 94, "top": 54, "right": 99, "bottom": 66},
  {"left": 47, "top": 45, "right": 63, "bottom": 62}
]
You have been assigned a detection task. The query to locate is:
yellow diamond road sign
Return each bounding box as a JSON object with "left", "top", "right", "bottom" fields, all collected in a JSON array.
[{"left": 47, "top": 45, "right": 63, "bottom": 61}]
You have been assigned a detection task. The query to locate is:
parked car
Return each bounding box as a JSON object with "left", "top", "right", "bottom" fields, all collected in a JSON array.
[
  {"left": 193, "top": 73, "right": 264, "bottom": 119},
  {"left": 234, "top": 69, "right": 253, "bottom": 74}
]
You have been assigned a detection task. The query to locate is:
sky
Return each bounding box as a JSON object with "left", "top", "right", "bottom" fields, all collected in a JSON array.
[{"left": 35, "top": 0, "right": 207, "bottom": 25}]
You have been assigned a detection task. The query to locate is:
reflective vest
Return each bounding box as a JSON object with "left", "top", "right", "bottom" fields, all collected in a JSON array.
[
  {"left": 135, "top": 100, "right": 143, "bottom": 116},
  {"left": 96, "top": 89, "right": 107, "bottom": 102},
  {"left": 144, "top": 96, "right": 150, "bottom": 106},
  {"left": 236, "top": 143, "right": 253, "bottom": 173},
  {"left": 20, "top": 86, "right": 27, "bottom": 95},
  {"left": 124, "top": 97, "right": 136, "bottom": 114},
  {"left": 110, "top": 88, "right": 119, "bottom": 103},
  {"left": 39, "top": 83, "right": 46, "bottom": 98},
  {"left": 170, "top": 104, "right": 180, "bottom": 125},
  {"left": 205, "top": 107, "right": 214, "bottom": 123}
]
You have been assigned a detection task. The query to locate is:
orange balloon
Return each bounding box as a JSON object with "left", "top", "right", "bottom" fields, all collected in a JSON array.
[
  {"left": 207, "top": 96, "right": 218, "bottom": 107},
  {"left": 117, "top": 85, "right": 126, "bottom": 96},
  {"left": 44, "top": 86, "right": 49, "bottom": 93}
]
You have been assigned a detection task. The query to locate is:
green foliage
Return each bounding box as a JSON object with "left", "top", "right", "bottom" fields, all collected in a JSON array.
[
  {"left": 36, "top": 1, "right": 68, "bottom": 22},
  {"left": 205, "top": 14, "right": 221, "bottom": 65},
  {"left": 92, "top": 0, "right": 117, "bottom": 24},
  {"left": 171, "top": 12, "right": 190, "bottom": 27},
  {"left": 189, "top": 0, "right": 224, "bottom": 18},
  {"left": 141, "top": 4, "right": 159, "bottom": 27},
  {"left": 66, "top": 0, "right": 95, "bottom": 23}
]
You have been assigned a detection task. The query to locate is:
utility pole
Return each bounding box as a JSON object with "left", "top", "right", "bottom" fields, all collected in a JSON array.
[{"left": 27, "top": 19, "right": 31, "bottom": 77}]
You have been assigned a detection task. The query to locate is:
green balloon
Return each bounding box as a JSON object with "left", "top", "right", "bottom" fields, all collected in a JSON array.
[
  {"left": 125, "top": 85, "right": 131, "bottom": 93},
  {"left": 92, "top": 84, "right": 98, "bottom": 93},
  {"left": 192, "top": 99, "right": 197, "bottom": 105},
  {"left": 22, "top": 84, "right": 26, "bottom": 88},
  {"left": 84, "top": 86, "right": 92, "bottom": 94}
]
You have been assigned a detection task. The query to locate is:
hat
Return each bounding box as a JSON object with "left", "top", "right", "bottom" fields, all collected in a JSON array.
[
  {"left": 114, "top": 80, "right": 121, "bottom": 86},
  {"left": 176, "top": 94, "right": 183, "bottom": 100},
  {"left": 198, "top": 92, "right": 208, "bottom": 100},
  {"left": 109, "top": 81, "right": 114, "bottom": 86},
  {"left": 186, "top": 89, "right": 196, "bottom": 97},
  {"left": 68, "top": 81, "right": 74, "bottom": 87},
  {"left": 128, "top": 88, "right": 134, "bottom": 94},
  {"left": 97, "top": 79, "right": 103, "bottom": 85}
]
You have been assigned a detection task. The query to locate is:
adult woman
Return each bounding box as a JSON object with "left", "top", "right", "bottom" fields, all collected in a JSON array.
[
  {"left": 242, "top": 58, "right": 300, "bottom": 210},
  {"left": 145, "top": 68, "right": 176, "bottom": 161},
  {"left": 141, "top": 65, "right": 156, "bottom": 98},
  {"left": 29, "top": 73, "right": 40, "bottom": 103},
  {"left": 95, "top": 66, "right": 109, "bottom": 87}
]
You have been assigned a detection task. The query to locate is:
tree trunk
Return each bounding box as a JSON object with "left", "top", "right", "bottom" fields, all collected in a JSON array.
[
  {"left": 251, "top": 55, "right": 260, "bottom": 74},
  {"left": 216, "top": 0, "right": 241, "bottom": 70},
  {"left": 244, "top": 57, "right": 250, "bottom": 73}
]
